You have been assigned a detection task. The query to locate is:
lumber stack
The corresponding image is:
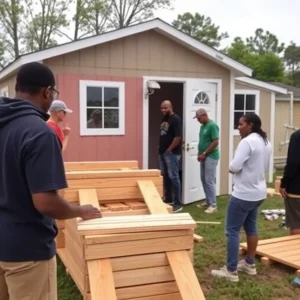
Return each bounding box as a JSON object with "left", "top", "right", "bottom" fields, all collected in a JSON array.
[{"left": 56, "top": 161, "right": 206, "bottom": 300}]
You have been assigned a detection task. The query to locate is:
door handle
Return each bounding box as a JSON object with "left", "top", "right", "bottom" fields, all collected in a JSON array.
[{"left": 186, "top": 143, "right": 194, "bottom": 152}]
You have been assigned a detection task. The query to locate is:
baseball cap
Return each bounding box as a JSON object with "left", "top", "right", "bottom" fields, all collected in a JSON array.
[
  {"left": 16, "top": 62, "right": 56, "bottom": 88},
  {"left": 49, "top": 100, "right": 73, "bottom": 113},
  {"left": 193, "top": 108, "right": 207, "bottom": 119}
]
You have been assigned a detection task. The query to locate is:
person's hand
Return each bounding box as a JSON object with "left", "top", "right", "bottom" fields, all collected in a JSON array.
[
  {"left": 198, "top": 154, "right": 206, "bottom": 162},
  {"left": 279, "top": 187, "right": 287, "bottom": 199},
  {"left": 63, "top": 124, "right": 71, "bottom": 136},
  {"left": 78, "top": 205, "right": 102, "bottom": 220}
]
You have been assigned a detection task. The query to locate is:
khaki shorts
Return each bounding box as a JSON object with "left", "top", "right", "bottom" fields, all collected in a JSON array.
[{"left": 0, "top": 256, "right": 57, "bottom": 300}]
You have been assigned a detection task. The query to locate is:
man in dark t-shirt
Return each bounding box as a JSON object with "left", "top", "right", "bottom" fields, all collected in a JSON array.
[
  {"left": 0, "top": 62, "right": 101, "bottom": 300},
  {"left": 158, "top": 100, "right": 183, "bottom": 212}
]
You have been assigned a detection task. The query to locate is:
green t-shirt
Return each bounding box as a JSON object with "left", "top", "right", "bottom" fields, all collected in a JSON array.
[{"left": 198, "top": 120, "right": 219, "bottom": 160}]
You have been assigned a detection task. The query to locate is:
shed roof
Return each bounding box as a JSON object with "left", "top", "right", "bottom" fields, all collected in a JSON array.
[
  {"left": 268, "top": 82, "right": 300, "bottom": 98},
  {"left": 0, "top": 18, "right": 252, "bottom": 81}
]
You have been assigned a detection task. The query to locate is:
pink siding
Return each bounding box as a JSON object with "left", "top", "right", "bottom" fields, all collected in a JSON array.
[{"left": 56, "top": 73, "right": 143, "bottom": 167}]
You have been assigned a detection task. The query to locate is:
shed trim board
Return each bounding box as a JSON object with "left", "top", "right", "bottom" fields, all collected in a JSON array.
[
  {"left": 269, "top": 92, "right": 275, "bottom": 182},
  {"left": 142, "top": 76, "right": 222, "bottom": 199},
  {"left": 228, "top": 72, "right": 235, "bottom": 194},
  {"left": 236, "top": 77, "right": 288, "bottom": 95},
  {"left": 233, "top": 89, "right": 260, "bottom": 136},
  {"left": 0, "top": 86, "right": 9, "bottom": 97},
  {"left": 0, "top": 19, "right": 252, "bottom": 81}
]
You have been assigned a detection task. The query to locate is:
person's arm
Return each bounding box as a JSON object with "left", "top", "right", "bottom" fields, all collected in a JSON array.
[
  {"left": 167, "top": 117, "right": 182, "bottom": 152},
  {"left": 203, "top": 123, "right": 219, "bottom": 155},
  {"left": 229, "top": 140, "right": 251, "bottom": 174},
  {"left": 281, "top": 133, "right": 300, "bottom": 189},
  {"left": 24, "top": 132, "right": 101, "bottom": 220},
  {"left": 62, "top": 124, "right": 71, "bottom": 153}
]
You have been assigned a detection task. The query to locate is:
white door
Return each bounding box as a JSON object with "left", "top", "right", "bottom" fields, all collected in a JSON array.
[{"left": 182, "top": 80, "right": 217, "bottom": 205}]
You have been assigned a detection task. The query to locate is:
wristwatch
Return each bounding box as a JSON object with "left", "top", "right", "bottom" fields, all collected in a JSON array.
[{"left": 203, "top": 152, "right": 206, "bottom": 156}]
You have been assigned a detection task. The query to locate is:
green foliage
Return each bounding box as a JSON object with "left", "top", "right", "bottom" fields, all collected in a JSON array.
[
  {"left": 246, "top": 28, "right": 285, "bottom": 54},
  {"left": 172, "top": 12, "right": 228, "bottom": 48},
  {"left": 284, "top": 42, "right": 300, "bottom": 86}
]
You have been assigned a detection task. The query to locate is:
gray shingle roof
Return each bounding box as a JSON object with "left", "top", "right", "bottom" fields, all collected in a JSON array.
[{"left": 269, "top": 82, "right": 300, "bottom": 97}]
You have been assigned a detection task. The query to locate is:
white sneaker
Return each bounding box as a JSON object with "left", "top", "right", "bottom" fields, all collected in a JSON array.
[
  {"left": 205, "top": 206, "right": 217, "bottom": 214},
  {"left": 237, "top": 260, "right": 257, "bottom": 275},
  {"left": 211, "top": 266, "right": 239, "bottom": 282},
  {"left": 197, "top": 202, "right": 209, "bottom": 208}
]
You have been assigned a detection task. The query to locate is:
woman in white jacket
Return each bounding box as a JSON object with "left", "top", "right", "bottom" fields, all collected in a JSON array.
[{"left": 211, "top": 113, "right": 272, "bottom": 282}]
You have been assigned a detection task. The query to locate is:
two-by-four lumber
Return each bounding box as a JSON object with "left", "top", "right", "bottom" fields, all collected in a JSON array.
[
  {"left": 137, "top": 179, "right": 202, "bottom": 244},
  {"left": 137, "top": 180, "right": 205, "bottom": 300},
  {"left": 64, "top": 160, "right": 139, "bottom": 171},
  {"left": 77, "top": 213, "right": 196, "bottom": 236},
  {"left": 78, "top": 189, "right": 117, "bottom": 300}
]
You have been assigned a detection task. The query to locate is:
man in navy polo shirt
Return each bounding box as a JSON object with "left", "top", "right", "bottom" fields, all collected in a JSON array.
[{"left": 0, "top": 62, "right": 101, "bottom": 300}]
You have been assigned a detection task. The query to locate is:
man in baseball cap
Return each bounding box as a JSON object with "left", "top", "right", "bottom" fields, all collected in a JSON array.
[{"left": 47, "top": 100, "right": 72, "bottom": 152}]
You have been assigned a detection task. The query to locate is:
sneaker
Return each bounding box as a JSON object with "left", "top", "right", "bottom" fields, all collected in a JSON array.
[
  {"left": 211, "top": 265, "right": 239, "bottom": 282},
  {"left": 197, "top": 202, "right": 209, "bottom": 208},
  {"left": 204, "top": 206, "right": 217, "bottom": 214},
  {"left": 237, "top": 260, "right": 257, "bottom": 275},
  {"left": 173, "top": 206, "right": 183, "bottom": 213}
]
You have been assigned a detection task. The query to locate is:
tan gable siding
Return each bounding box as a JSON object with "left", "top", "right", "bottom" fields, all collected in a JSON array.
[
  {"left": 0, "top": 75, "right": 17, "bottom": 97},
  {"left": 44, "top": 30, "right": 231, "bottom": 195}
]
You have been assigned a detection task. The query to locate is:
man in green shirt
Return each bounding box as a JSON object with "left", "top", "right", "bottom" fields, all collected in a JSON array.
[{"left": 194, "top": 108, "right": 219, "bottom": 213}]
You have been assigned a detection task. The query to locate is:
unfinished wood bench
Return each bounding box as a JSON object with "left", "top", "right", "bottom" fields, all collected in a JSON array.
[{"left": 56, "top": 161, "right": 206, "bottom": 300}]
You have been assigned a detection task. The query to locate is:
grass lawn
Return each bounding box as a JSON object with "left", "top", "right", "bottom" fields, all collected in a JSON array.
[{"left": 57, "top": 187, "right": 299, "bottom": 299}]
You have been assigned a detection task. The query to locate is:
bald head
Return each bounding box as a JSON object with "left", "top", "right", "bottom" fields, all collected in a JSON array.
[{"left": 161, "top": 100, "right": 173, "bottom": 116}]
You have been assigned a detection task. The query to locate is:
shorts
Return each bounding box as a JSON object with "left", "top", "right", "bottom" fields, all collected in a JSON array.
[{"left": 284, "top": 196, "right": 300, "bottom": 228}]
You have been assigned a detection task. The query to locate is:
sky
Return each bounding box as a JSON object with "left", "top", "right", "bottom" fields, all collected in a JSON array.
[
  {"left": 154, "top": 0, "right": 300, "bottom": 48},
  {"left": 60, "top": 0, "right": 300, "bottom": 49}
]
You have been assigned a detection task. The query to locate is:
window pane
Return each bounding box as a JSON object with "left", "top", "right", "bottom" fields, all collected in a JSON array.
[
  {"left": 104, "top": 109, "right": 119, "bottom": 128},
  {"left": 87, "top": 108, "right": 103, "bottom": 128},
  {"left": 246, "top": 95, "right": 256, "bottom": 110},
  {"left": 234, "top": 94, "right": 244, "bottom": 110},
  {"left": 87, "top": 87, "right": 102, "bottom": 107},
  {"left": 234, "top": 111, "right": 244, "bottom": 129},
  {"left": 104, "top": 87, "right": 119, "bottom": 107}
]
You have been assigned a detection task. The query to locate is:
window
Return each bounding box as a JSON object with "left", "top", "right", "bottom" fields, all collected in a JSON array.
[
  {"left": 0, "top": 87, "right": 9, "bottom": 97},
  {"left": 233, "top": 90, "right": 259, "bottom": 133},
  {"left": 194, "top": 91, "right": 210, "bottom": 105},
  {"left": 79, "top": 80, "right": 125, "bottom": 136}
]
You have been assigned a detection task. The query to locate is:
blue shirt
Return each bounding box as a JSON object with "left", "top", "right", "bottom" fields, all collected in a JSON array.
[{"left": 0, "top": 97, "right": 68, "bottom": 262}]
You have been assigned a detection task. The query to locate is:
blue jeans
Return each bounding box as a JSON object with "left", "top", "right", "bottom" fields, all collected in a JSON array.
[
  {"left": 200, "top": 157, "right": 218, "bottom": 208},
  {"left": 226, "top": 196, "right": 264, "bottom": 271},
  {"left": 159, "top": 152, "right": 181, "bottom": 209}
]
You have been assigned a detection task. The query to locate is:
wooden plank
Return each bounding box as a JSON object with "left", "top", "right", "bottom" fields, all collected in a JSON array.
[
  {"left": 105, "top": 203, "right": 130, "bottom": 211},
  {"left": 124, "top": 201, "right": 148, "bottom": 210},
  {"left": 125, "top": 293, "right": 182, "bottom": 300},
  {"left": 167, "top": 251, "right": 206, "bottom": 300},
  {"left": 67, "top": 176, "right": 162, "bottom": 189},
  {"left": 138, "top": 180, "right": 169, "bottom": 214},
  {"left": 240, "top": 234, "right": 300, "bottom": 248},
  {"left": 88, "top": 259, "right": 117, "bottom": 300},
  {"left": 77, "top": 213, "right": 196, "bottom": 235},
  {"left": 85, "top": 230, "right": 192, "bottom": 244},
  {"left": 85, "top": 235, "right": 194, "bottom": 260},
  {"left": 116, "top": 282, "right": 179, "bottom": 300},
  {"left": 64, "top": 160, "right": 139, "bottom": 171},
  {"left": 64, "top": 185, "right": 163, "bottom": 203},
  {"left": 78, "top": 189, "right": 117, "bottom": 300},
  {"left": 66, "top": 169, "right": 161, "bottom": 180},
  {"left": 114, "top": 266, "right": 174, "bottom": 288}
]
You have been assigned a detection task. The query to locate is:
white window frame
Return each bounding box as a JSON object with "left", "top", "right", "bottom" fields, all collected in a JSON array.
[
  {"left": 79, "top": 80, "right": 125, "bottom": 136},
  {"left": 0, "top": 86, "right": 9, "bottom": 97},
  {"left": 233, "top": 89, "right": 260, "bottom": 135}
]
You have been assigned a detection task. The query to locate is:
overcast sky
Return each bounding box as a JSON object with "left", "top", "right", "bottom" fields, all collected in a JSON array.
[{"left": 155, "top": 0, "right": 300, "bottom": 48}]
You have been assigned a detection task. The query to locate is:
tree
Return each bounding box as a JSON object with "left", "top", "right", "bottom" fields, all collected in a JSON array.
[
  {"left": 172, "top": 12, "right": 228, "bottom": 48},
  {"left": 109, "top": 0, "right": 173, "bottom": 29},
  {"left": 0, "top": 39, "right": 5, "bottom": 68},
  {"left": 73, "top": 0, "right": 111, "bottom": 40},
  {"left": 225, "top": 36, "right": 285, "bottom": 82},
  {"left": 22, "top": 0, "right": 71, "bottom": 52},
  {"left": 246, "top": 28, "right": 285, "bottom": 55},
  {"left": 284, "top": 42, "right": 300, "bottom": 86},
  {"left": 0, "top": 0, "right": 23, "bottom": 60}
]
